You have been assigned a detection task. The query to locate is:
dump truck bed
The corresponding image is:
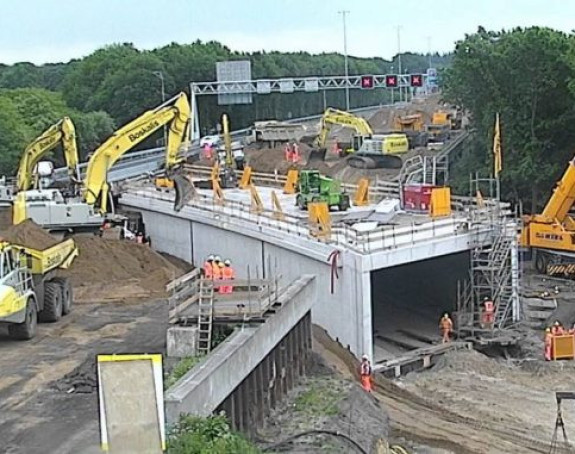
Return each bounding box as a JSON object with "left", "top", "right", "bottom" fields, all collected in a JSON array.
[{"left": 14, "top": 238, "right": 78, "bottom": 275}]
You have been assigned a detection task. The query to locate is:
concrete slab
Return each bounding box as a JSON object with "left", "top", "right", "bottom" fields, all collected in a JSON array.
[{"left": 167, "top": 326, "right": 199, "bottom": 358}]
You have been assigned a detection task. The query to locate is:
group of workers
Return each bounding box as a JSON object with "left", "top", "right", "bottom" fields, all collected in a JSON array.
[
  {"left": 284, "top": 143, "right": 301, "bottom": 163},
  {"left": 202, "top": 255, "right": 235, "bottom": 293},
  {"left": 544, "top": 320, "right": 575, "bottom": 361}
]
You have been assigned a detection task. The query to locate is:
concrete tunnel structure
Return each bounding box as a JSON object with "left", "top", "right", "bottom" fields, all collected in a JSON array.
[{"left": 120, "top": 185, "right": 496, "bottom": 360}]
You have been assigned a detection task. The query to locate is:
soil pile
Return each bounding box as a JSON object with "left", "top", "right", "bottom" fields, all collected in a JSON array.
[
  {"left": 57, "top": 236, "right": 183, "bottom": 303},
  {"left": 0, "top": 219, "right": 60, "bottom": 250}
]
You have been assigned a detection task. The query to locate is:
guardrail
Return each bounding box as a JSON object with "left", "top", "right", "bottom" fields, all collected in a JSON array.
[{"left": 122, "top": 182, "right": 496, "bottom": 255}]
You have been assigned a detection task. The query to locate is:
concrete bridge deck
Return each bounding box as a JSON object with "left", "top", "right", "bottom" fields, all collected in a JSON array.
[{"left": 120, "top": 179, "right": 500, "bottom": 359}]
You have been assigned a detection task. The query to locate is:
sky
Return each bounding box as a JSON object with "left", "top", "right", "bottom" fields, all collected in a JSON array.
[{"left": 1, "top": 0, "right": 573, "bottom": 65}]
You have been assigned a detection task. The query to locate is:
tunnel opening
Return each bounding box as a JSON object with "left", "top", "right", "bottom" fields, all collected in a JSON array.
[{"left": 370, "top": 251, "right": 470, "bottom": 363}]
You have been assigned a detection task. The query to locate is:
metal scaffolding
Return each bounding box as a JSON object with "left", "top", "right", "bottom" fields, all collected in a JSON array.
[{"left": 456, "top": 174, "right": 520, "bottom": 336}]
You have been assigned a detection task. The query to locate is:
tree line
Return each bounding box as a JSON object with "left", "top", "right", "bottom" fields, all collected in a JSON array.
[
  {"left": 0, "top": 41, "right": 449, "bottom": 174},
  {"left": 443, "top": 26, "right": 575, "bottom": 211}
]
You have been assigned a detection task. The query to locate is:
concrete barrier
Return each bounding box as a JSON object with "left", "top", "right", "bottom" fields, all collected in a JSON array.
[{"left": 164, "top": 275, "right": 316, "bottom": 424}]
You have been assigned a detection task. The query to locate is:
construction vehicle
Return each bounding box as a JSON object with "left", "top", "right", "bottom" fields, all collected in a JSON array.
[
  {"left": 521, "top": 158, "right": 575, "bottom": 275},
  {"left": 393, "top": 114, "right": 429, "bottom": 148},
  {"left": 247, "top": 120, "right": 308, "bottom": 148},
  {"left": 212, "top": 113, "right": 242, "bottom": 189},
  {"left": 295, "top": 170, "right": 350, "bottom": 211},
  {"left": 315, "top": 108, "right": 373, "bottom": 156},
  {"left": 0, "top": 236, "right": 77, "bottom": 340},
  {"left": 14, "top": 93, "right": 193, "bottom": 228},
  {"left": 347, "top": 134, "right": 409, "bottom": 169},
  {"left": 0, "top": 117, "right": 81, "bottom": 203}
]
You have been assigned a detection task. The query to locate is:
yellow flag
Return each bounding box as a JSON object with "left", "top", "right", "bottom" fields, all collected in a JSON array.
[{"left": 493, "top": 113, "right": 502, "bottom": 178}]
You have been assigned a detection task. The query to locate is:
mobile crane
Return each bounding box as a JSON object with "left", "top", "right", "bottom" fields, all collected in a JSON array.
[
  {"left": 520, "top": 158, "right": 575, "bottom": 274},
  {"left": 315, "top": 108, "right": 409, "bottom": 169},
  {"left": 13, "top": 93, "right": 192, "bottom": 230}
]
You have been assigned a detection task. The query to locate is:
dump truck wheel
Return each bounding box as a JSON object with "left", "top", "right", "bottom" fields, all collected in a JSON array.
[
  {"left": 52, "top": 277, "right": 72, "bottom": 315},
  {"left": 535, "top": 252, "right": 549, "bottom": 275},
  {"left": 39, "top": 282, "right": 63, "bottom": 323},
  {"left": 8, "top": 298, "right": 37, "bottom": 340}
]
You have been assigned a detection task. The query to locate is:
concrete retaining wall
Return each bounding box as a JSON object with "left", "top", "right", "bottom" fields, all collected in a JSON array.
[{"left": 164, "top": 275, "right": 315, "bottom": 424}]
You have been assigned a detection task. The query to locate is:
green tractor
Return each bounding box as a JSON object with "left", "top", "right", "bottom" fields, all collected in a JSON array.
[{"left": 295, "top": 170, "right": 350, "bottom": 211}]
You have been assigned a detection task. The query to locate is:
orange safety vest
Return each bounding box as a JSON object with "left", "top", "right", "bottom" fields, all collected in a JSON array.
[
  {"left": 204, "top": 262, "right": 213, "bottom": 279},
  {"left": 212, "top": 264, "right": 222, "bottom": 280},
  {"left": 440, "top": 317, "right": 453, "bottom": 331},
  {"left": 222, "top": 266, "right": 234, "bottom": 280},
  {"left": 545, "top": 332, "right": 553, "bottom": 347},
  {"left": 484, "top": 301, "right": 494, "bottom": 313},
  {"left": 360, "top": 361, "right": 372, "bottom": 376}
]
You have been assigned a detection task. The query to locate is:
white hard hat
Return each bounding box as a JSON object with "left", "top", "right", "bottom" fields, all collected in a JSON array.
[
  {"left": 214, "top": 255, "right": 221, "bottom": 262},
  {"left": 224, "top": 259, "right": 231, "bottom": 266},
  {"left": 362, "top": 354, "right": 369, "bottom": 360},
  {"left": 208, "top": 255, "right": 214, "bottom": 261}
]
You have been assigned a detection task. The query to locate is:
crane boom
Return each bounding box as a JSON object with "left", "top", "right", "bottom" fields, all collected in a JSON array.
[
  {"left": 539, "top": 160, "right": 575, "bottom": 222},
  {"left": 84, "top": 92, "right": 190, "bottom": 212},
  {"left": 317, "top": 108, "right": 373, "bottom": 149},
  {"left": 17, "top": 117, "right": 79, "bottom": 192}
]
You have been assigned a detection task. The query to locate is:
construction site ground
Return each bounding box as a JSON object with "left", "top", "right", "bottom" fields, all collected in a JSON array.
[
  {"left": 0, "top": 222, "right": 186, "bottom": 454},
  {"left": 204, "top": 94, "right": 449, "bottom": 184}
]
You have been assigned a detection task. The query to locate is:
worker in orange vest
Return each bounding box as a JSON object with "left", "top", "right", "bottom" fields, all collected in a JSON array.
[
  {"left": 284, "top": 143, "right": 293, "bottom": 162},
  {"left": 551, "top": 320, "right": 565, "bottom": 336},
  {"left": 221, "top": 259, "right": 235, "bottom": 294},
  {"left": 481, "top": 297, "right": 495, "bottom": 330},
  {"left": 544, "top": 327, "right": 553, "bottom": 361},
  {"left": 292, "top": 143, "right": 301, "bottom": 163},
  {"left": 439, "top": 313, "right": 453, "bottom": 344},
  {"left": 358, "top": 354, "right": 372, "bottom": 392},
  {"left": 203, "top": 255, "right": 214, "bottom": 280},
  {"left": 212, "top": 256, "right": 222, "bottom": 290}
]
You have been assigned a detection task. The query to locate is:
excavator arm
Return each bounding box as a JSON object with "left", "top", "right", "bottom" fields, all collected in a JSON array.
[
  {"left": 316, "top": 108, "right": 373, "bottom": 149},
  {"left": 83, "top": 92, "right": 190, "bottom": 213},
  {"left": 17, "top": 117, "right": 79, "bottom": 192}
]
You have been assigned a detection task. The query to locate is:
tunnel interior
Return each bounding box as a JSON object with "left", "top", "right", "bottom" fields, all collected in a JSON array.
[{"left": 370, "top": 251, "right": 470, "bottom": 363}]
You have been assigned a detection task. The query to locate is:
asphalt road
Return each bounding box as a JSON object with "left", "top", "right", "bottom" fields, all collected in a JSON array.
[{"left": 0, "top": 299, "right": 168, "bottom": 454}]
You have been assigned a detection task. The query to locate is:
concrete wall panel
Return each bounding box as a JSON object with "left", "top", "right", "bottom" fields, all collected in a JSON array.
[
  {"left": 140, "top": 211, "right": 192, "bottom": 263},
  {"left": 191, "top": 222, "right": 264, "bottom": 277}
]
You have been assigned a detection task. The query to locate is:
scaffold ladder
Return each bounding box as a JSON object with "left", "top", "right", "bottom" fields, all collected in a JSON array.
[{"left": 197, "top": 279, "right": 214, "bottom": 354}]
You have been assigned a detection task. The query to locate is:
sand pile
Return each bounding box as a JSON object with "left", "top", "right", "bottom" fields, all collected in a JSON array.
[
  {"left": 0, "top": 219, "right": 60, "bottom": 250},
  {"left": 57, "top": 236, "right": 183, "bottom": 303}
]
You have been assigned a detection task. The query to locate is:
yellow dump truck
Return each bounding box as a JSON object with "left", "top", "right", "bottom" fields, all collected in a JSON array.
[{"left": 0, "top": 238, "right": 77, "bottom": 340}]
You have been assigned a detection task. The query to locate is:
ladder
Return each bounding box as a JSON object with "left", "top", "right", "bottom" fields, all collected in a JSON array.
[{"left": 197, "top": 279, "right": 214, "bottom": 354}]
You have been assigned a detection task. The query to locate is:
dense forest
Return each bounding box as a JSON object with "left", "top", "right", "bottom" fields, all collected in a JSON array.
[
  {"left": 443, "top": 26, "right": 575, "bottom": 210},
  {"left": 0, "top": 41, "right": 449, "bottom": 174}
]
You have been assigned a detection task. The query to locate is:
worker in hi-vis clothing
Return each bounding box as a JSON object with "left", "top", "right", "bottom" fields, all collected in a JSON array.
[
  {"left": 203, "top": 255, "right": 214, "bottom": 279},
  {"left": 212, "top": 256, "right": 222, "bottom": 290},
  {"left": 439, "top": 313, "right": 453, "bottom": 344},
  {"left": 358, "top": 355, "right": 373, "bottom": 392},
  {"left": 221, "top": 259, "right": 235, "bottom": 294},
  {"left": 544, "top": 327, "right": 553, "bottom": 361}
]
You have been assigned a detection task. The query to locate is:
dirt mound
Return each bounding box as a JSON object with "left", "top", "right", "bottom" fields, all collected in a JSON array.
[
  {"left": 57, "top": 236, "right": 183, "bottom": 303},
  {"left": 0, "top": 219, "right": 60, "bottom": 250}
]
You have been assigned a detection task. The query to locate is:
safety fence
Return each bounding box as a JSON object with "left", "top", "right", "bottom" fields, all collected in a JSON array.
[{"left": 123, "top": 183, "right": 499, "bottom": 255}]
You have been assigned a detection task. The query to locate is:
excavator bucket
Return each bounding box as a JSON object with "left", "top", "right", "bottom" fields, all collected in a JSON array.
[
  {"left": 308, "top": 148, "right": 327, "bottom": 163},
  {"left": 173, "top": 173, "right": 196, "bottom": 212}
]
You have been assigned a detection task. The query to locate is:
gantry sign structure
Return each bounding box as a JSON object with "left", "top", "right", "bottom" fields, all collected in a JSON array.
[{"left": 188, "top": 73, "right": 427, "bottom": 139}]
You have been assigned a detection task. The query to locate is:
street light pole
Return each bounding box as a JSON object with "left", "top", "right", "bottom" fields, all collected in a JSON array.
[
  {"left": 397, "top": 26, "right": 402, "bottom": 103},
  {"left": 339, "top": 10, "right": 350, "bottom": 111},
  {"left": 153, "top": 71, "right": 167, "bottom": 146}
]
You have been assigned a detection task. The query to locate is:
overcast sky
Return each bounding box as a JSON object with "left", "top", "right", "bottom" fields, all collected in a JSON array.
[{"left": 1, "top": 0, "right": 573, "bottom": 64}]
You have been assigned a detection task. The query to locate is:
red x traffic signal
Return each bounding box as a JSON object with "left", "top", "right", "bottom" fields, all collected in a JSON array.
[
  {"left": 385, "top": 75, "right": 398, "bottom": 88},
  {"left": 360, "top": 75, "right": 374, "bottom": 89},
  {"left": 410, "top": 74, "right": 423, "bottom": 87}
]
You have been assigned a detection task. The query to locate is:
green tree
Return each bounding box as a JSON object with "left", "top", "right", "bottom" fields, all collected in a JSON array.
[
  {"left": 0, "top": 97, "right": 32, "bottom": 174},
  {"left": 444, "top": 27, "right": 575, "bottom": 210}
]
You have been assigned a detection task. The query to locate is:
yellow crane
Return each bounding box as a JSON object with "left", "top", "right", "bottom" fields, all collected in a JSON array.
[
  {"left": 16, "top": 116, "right": 80, "bottom": 192},
  {"left": 520, "top": 158, "right": 575, "bottom": 274}
]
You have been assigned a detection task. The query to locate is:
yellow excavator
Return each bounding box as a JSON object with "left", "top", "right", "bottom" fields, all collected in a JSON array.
[
  {"left": 13, "top": 92, "right": 193, "bottom": 230},
  {"left": 316, "top": 108, "right": 373, "bottom": 156},
  {"left": 315, "top": 108, "right": 409, "bottom": 169},
  {"left": 521, "top": 158, "right": 575, "bottom": 274},
  {"left": 17, "top": 116, "right": 81, "bottom": 193}
]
